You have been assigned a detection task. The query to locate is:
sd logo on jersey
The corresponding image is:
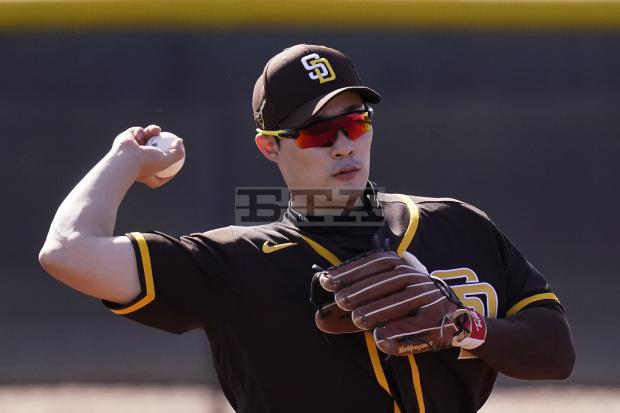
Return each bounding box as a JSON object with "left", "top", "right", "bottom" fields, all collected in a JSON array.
[
  {"left": 301, "top": 53, "right": 336, "bottom": 84},
  {"left": 431, "top": 267, "right": 499, "bottom": 360}
]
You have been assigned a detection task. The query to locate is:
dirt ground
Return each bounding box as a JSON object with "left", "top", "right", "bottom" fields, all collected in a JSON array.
[{"left": 0, "top": 385, "right": 617, "bottom": 412}]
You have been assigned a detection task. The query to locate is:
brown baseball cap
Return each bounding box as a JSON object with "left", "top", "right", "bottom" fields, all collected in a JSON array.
[{"left": 252, "top": 44, "right": 381, "bottom": 131}]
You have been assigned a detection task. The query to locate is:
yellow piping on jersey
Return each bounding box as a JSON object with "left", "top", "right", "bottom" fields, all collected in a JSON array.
[
  {"left": 394, "top": 194, "right": 420, "bottom": 258},
  {"left": 408, "top": 354, "right": 426, "bottom": 413},
  {"left": 111, "top": 232, "right": 155, "bottom": 315},
  {"left": 506, "top": 292, "right": 561, "bottom": 317},
  {"left": 394, "top": 194, "right": 426, "bottom": 413},
  {"left": 300, "top": 194, "right": 423, "bottom": 413},
  {"left": 365, "top": 331, "right": 401, "bottom": 413},
  {"left": 300, "top": 235, "right": 401, "bottom": 412},
  {"left": 300, "top": 235, "right": 341, "bottom": 265}
]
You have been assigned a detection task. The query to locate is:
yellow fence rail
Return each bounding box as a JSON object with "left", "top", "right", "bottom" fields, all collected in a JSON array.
[{"left": 1, "top": 0, "right": 620, "bottom": 30}]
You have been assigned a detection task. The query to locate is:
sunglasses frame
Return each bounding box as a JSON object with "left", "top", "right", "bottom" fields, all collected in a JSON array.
[{"left": 256, "top": 106, "right": 373, "bottom": 146}]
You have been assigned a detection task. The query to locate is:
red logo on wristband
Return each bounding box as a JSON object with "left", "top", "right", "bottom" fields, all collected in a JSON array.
[{"left": 464, "top": 307, "right": 486, "bottom": 342}]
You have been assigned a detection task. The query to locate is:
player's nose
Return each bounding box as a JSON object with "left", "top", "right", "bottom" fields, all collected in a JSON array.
[{"left": 331, "top": 130, "right": 354, "bottom": 159}]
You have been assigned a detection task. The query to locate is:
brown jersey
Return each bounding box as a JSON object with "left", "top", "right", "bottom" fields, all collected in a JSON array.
[{"left": 103, "top": 191, "right": 562, "bottom": 413}]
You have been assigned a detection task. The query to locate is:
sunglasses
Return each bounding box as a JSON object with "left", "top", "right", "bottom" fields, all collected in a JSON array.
[{"left": 257, "top": 107, "right": 373, "bottom": 149}]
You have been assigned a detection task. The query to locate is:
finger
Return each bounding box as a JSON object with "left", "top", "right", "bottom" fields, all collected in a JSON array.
[
  {"left": 140, "top": 138, "right": 183, "bottom": 167},
  {"left": 373, "top": 306, "right": 459, "bottom": 355},
  {"left": 159, "top": 140, "right": 185, "bottom": 166},
  {"left": 334, "top": 265, "right": 428, "bottom": 310},
  {"left": 319, "top": 251, "right": 402, "bottom": 292},
  {"left": 142, "top": 125, "right": 162, "bottom": 142},
  {"left": 130, "top": 127, "right": 146, "bottom": 143},
  {"left": 169, "top": 137, "right": 185, "bottom": 157},
  {"left": 116, "top": 126, "right": 142, "bottom": 145},
  {"left": 143, "top": 174, "right": 173, "bottom": 188},
  {"left": 145, "top": 124, "right": 161, "bottom": 135},
  {"left": 351, "top": 285, "right": 444, "bottom": 329},
  {"left": 314, "top": 303, "right": 362, "bottom": 334}
]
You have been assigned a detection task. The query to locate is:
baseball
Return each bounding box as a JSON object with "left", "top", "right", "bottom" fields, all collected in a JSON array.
[{"left": 146, "top": 131, "right": 185, "bottom": 178}]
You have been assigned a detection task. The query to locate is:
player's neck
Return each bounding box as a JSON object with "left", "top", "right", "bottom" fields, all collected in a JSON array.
[
  {"left": 289, "top": 188, "right": 365, "bottom": 216},
  {"left": 286, "top": 181, "right": 383, "bottom": 225}
]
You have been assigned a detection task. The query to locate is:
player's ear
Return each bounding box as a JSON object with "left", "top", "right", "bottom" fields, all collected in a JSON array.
[{"left": 255, "top": 134, "right": 280, "bottom": 162}]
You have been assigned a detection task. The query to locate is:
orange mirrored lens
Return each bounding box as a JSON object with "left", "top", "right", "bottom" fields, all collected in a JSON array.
[{"left": 295, "top": 112, "right": 372, "bottom": 149}]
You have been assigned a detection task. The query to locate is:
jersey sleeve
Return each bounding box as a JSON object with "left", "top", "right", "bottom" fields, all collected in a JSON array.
[
  {"left": 102, "top": 228, "right": 237, "bottom": 334},
  {"left": 483, "top": 215, "right": 564, "bottom": 318}
]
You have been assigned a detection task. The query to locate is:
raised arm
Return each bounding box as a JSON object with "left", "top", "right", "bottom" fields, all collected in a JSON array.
[{"left": 38, "top": 125, "right": 185, "bottom": 304}]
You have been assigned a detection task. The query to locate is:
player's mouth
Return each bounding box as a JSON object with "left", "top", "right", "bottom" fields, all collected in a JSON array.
[{"left": 331, "top": 166, "right": 361, "bottom": 181}]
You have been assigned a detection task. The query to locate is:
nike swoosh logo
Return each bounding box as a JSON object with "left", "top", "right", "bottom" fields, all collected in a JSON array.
[{"left": 262, "top": 241, "right": 298, "bottom": 254}]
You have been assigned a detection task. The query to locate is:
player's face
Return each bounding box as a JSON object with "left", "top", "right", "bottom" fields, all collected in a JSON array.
[{"left": 274, "top": 92, "right": 372, "bottom": 202}]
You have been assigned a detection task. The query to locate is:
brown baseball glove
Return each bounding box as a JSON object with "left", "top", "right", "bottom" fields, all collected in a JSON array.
[{"left": 310, "top": 250, "right": 486, "bottom": 355}]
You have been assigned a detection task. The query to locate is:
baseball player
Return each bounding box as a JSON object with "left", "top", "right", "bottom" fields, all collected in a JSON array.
[{"left": 39, "top": 44, "right": 575, "bottom": 412}]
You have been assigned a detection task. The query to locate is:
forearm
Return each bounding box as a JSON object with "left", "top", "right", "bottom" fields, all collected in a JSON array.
[
  {"left": 42, "top": 125, "right": 181, "bottom": 248},
  {"left": 471, "top": 306, "right": 575, "bottom": 380},
  {"left": 44, "top": 148, "right": 140, "bottom": 244}
]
